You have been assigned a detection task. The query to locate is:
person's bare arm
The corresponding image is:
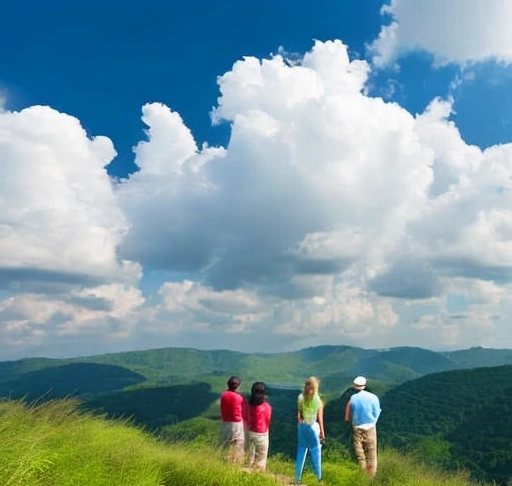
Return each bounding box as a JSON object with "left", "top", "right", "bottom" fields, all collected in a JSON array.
[
  {"left": 317, "top": 402, "right": 325, "bottom": 440},
  {"left": 297, "top": 408, "right": 303, "bottom": 423},
  {"left": 344, "top": 399, "right": 351, "bottom": 422}
]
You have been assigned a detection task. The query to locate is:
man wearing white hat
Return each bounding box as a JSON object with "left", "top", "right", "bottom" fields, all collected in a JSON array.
[{"left": 344, "top": 376, "right": 381, "bottom": 478}]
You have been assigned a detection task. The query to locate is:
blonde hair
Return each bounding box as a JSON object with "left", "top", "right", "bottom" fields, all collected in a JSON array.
[{"left": 303, "top": 376, "right": 320, "bottom": 398}]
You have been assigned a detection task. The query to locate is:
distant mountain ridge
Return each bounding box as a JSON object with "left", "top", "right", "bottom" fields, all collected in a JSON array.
[
  {"left": 443, "top": 346, "right": 512, "bottom": 368},
  {"left": 1, "top": 344, "right": 512, "bottom": 400}
]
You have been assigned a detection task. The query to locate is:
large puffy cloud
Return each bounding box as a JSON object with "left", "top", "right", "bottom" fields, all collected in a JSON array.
[
  {"left": 114, "top": 40, "right": 512, "bottom": 353},
  {"left": 120, "top": 41, "right": 433, "bottom": 293},
  {"left": 370, "top": 0, "right": 512, "bottom": 67},
  {"left": 0, "top": 105, "right": 138, "bottom": 283}
]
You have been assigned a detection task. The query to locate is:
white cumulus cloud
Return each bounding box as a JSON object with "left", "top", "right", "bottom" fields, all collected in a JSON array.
[
  {"left": 370, "top": 0, "right": 512, "bottom": 67},
  {"left": 112, "top": 40, "right": 512, "bottom": 354},
  {"left": 0, "top": 105, "right": 143, "bottom": 359}
]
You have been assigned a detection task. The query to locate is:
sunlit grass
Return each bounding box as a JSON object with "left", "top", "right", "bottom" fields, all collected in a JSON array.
[{"left": 0, "top": 398, "right": 491, "bottom": 486}]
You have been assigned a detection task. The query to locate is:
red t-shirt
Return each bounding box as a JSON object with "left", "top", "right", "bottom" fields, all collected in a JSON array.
[
  {"left": 220, "top": 390, "right": 244, "bottom": 422},
  {"left": 246, "top": 401, "right": 272, "bottom": 433}
]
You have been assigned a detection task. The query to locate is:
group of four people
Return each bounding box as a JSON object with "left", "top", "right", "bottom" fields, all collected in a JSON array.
[{"left": 219, "top": 374, "right": 381, "bottom": 484}]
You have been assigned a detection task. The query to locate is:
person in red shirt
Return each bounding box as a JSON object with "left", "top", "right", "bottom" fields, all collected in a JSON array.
[
  {"left": 244, "top": 381, "right": 272, "bottom": 472},
  {"left": 219, "top": 375, "right": 245, "bottom": 464}
]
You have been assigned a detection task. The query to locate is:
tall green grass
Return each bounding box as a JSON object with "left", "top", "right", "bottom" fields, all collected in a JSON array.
[{"left": 0, "top": 398, "right": 490, "bottom": 486}]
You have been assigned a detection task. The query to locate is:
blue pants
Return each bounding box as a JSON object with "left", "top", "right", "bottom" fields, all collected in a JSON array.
[{"left": 295, "top": 422, "right": 322, "bottom": 482}]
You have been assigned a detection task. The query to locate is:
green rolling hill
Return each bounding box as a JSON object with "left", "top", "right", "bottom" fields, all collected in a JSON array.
[{"left": 1, "top": 345, "right": 512, "bottom": 483}]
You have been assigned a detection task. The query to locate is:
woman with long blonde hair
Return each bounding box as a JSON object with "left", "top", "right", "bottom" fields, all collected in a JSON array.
[{"left": 294, "top": 376, "right": 325, "bottom": 484}]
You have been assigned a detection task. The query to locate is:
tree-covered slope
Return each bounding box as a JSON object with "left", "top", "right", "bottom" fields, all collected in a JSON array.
[
  {"left": 448, "top": 383, "right": 512, "bottom": 484},
  {"left": 378, "top": 364, "right": 512, "bottom": 483},
  {"left": 81, "top": 381, "right": 219, "bottom": 430},
  {"left": 0, "top": 357, "right": 61, "bottom": 384},
  {"left": 0, "top": 363, "right": 145, "bottom": 401}
]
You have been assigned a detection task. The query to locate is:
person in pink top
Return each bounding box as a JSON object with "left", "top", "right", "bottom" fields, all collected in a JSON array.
[
  {"left": 219, "top": 375, "right": 245, "bottom": 464},
  {"left": 244, "top": 381, "right": 272, "bottom": 472}
]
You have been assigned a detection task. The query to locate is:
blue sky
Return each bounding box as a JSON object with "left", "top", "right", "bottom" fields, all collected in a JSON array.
[{"left": 1, "top": 0, "right": 512, "bottom": 360}]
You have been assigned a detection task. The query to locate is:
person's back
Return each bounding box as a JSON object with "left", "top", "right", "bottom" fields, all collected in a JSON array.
[
  {"left": 298, "top": 391, "right": 322, "bottom": 425},
  {"left": 220, "top": 389, "right": 244, "bottom": 422},
  {"left": 219, "top": 376, "right": 245, "bottom": 464},
  {"left": 247, "top": 401, "right": 271, "bottom": 433},
  {"left": 295, "top": 376, "right": 324, "bottom": 484},
  {"left": 349, "top": 389, "right": 380, "bottom": 427},
  {"left": 345, "top": 376, "right": 381, "bottom": 478},
  {"left": 245, "top": 382, "right": 272, "bottom": 471}
]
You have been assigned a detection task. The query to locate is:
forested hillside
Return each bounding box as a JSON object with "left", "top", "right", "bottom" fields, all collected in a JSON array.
[
  {"left": 378, "top": 365, "right": 512, "bottom": 484},
  {"left": 0, "top": 363, "right": 145, "bottom": 401}
]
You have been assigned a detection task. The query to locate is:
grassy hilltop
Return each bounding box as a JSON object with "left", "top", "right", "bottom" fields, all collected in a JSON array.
[{"left": 0, "top": 398, "right": 487, "bottom": 486}]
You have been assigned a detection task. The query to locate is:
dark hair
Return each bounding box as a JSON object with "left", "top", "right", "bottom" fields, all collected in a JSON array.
[
  {"left": 249, "top": 381, "right": 267, "bottom": 406},
  {"left": 227, "top": 376, "right": 241, "bottom": 391}
]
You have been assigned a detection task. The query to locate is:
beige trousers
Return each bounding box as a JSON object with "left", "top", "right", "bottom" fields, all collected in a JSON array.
[
  {"left": 219, "top": 421, "right": 245, "bottom": 464},
  {"left": 353, "top": 426, "right": 377, "bottom": 477},
  {"left": 245, "top": 430, "right": 269, "bottom": 471}
]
